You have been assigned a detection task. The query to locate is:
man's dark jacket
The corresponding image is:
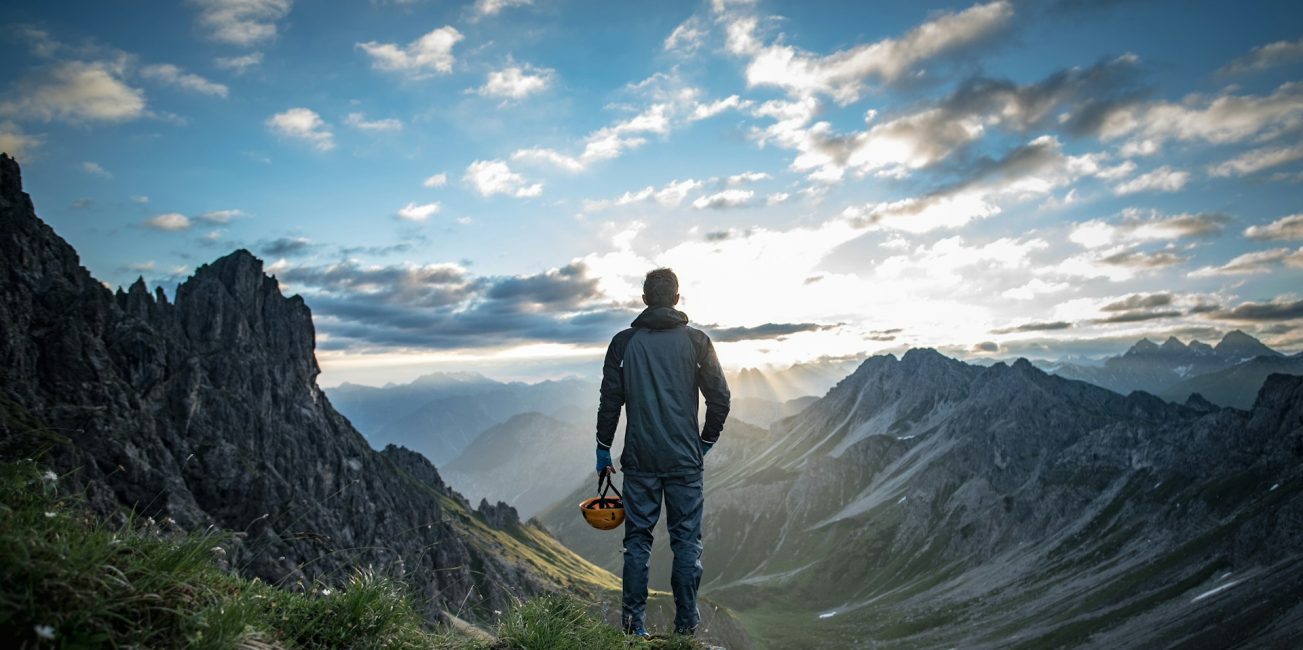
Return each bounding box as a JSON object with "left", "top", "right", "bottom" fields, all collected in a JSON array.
[{"left": 596, "top": 306, "right": 730, "bottom": 477}]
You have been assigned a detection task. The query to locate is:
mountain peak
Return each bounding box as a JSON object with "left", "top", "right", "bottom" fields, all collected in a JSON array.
[
  {"left": 1127, "top": 338, "right": 1159, "bottom": 355},
  {"left": 1215, "top": 330, "right": 1280, "bottom": 359},
  {"left": 1160, "top": 336, "right": 1188, "bottom": 352},
  {"left": 0, "top": 153, "right": 22, "bottom": 200},
  {"left": 901, "top": 347, "right": 947, "bottom": 364}
]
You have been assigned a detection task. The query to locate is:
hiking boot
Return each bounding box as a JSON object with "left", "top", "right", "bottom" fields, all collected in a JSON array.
[
  {"left": 625, "top": 625, "right": 651, "bottom": 639},
  {"left": 674, "top": 625, "right": 697, "bottom": 636}
]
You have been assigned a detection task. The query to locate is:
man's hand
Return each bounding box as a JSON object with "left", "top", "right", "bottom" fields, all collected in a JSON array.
[{"left": 596, "top": 446, "right": 616, "bottom": 476}]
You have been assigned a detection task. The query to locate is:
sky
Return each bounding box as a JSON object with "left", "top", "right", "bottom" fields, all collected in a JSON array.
[{"left": 2, "top": 0, "right": 1302, "bottom": 387}]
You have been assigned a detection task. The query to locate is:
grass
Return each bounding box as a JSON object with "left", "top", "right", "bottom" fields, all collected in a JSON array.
[{"left": 0, "top": 458, "right": 703, "bottom": 649}]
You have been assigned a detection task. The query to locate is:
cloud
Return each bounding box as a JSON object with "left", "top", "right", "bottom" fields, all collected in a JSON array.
[
  {"left": 397, "top": 201, "right": 440, "bottom": 221},
  {"left": 214, "top": 52, "right": 263, "bottom": 74},
  {"left": 512, "top": 102, "right": 675, "bottom": 171},
  {"left": 260, "top": 236, "right": 314, "bottom": 256},
  {"left": 690, "top": 95, "right": 752, "bottom": 121},
  {"left": 665, "top": 17, "right": 707, "bottom": 53},
  {"left": 191, "top": 0, "right": 293, "bottom": 46},
  {"left": 990, "top": 320, "right": 1072, "bottom": 334},
  {"left": 345, "top": 112, "right": 403, "bottom": 131},
  {"left": 1002, "top": 278, "right": 1069, "bottom": 300},
  {"left": 1219, "top": 37, "right": 1303, "bottom": 75},
  {"left": 1092, "top": 309, "right": 1182, "bottom": 324},
  {"left": 512, "top": 72, "right": 699, "bottom": 172},
  {"left": 143, "top": 213, "right": 191, "bottom": 231},
  {"left": 1209, "top": 142, "right": 1303, "bottom": 177},
  {"left": 766, "top": 55, "right": 1144, "bottom": 182},
  {"left": 277, "top": 258, "right": 627, "bottom": 350},
  {"left": 266, "top": 107, "right": 334, "bottom": 151},
  {"left": 701, "top": 322, "right": 835, "bottom": 342},
  {"left": 692, "top": 188, "right": 755, "bottom": 209},
  {"left": 139, "top": 63, "right": 228, "bottom": 97},
  {"left": 123, "top": 261, "right": 156, "bottom": 273},
  {"left": 1208, "top": 298, "right": 1303, "bottom": 322},
  {"left": 1189, "top": 247, "right": 1303, "bottom": 277},
  {"left": 422, "top": 172, "right": 447, "bottom": 188},
  {"left": 1069, "top": 210, "right": 1229, "bottom": 249},
  {"left": 726, "top": 0, "right": 1014, "bottom": 104},
  {"left": 81, "top": 161, "right": 111, "bottom": 178},
  {"left": 1113, "top": 165, "right": 1189, "bottom": 195},
  {"left": 1057, "top": 243, "right": 1189, "bottom": 281},
  {"left": 584, "top": 178, "right": 703, "bottom": 211},
  {"left": 1097, "top": 81, "right": 1303, "bottom": 150},
  {"left": 726, "top": 171, "right": 770, "bottom": 185},
  {"left": 472, "top": 0, "right": 530, "bottom": 18},
  {"left": 1101, "top": 293, "right": 1172, "bottom": 312},
  {"left": 0, "top": 61, "right": 145, "bottom": 123},
  {"left": 197, "top": 209, "right": 245, "bottom": 224},
  {"left": 1245, "top": 214, "right": 1303, "bottom": 241},
  {"left": 1097, "top": 249, "right": 1187, "bottom": 269},
  {"left": 464, "top": 159, "right": 542, "bottom": 198},
  {"left": 973, "top": 341, "right": 1000, "bottom": 353},
  {"left": 0, "top": 121, "right": 41, "bottom": 159},
  {"left": 843, "top": 135, "right": 1091, "bottom": 233},
  {"left": 475, "top": 64, "right": 553, "bottom": 99},
  {"left": 358, "top": 26, "right": 462, "bottom": 78}
]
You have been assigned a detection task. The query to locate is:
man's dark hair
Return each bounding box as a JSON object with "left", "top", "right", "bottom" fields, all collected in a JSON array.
[{"left": 643, "top": 268, "right": 679, "bottom": 307}]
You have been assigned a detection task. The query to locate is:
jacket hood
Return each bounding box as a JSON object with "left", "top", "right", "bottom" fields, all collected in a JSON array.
[{"left": 631, "top": 306, "right": 689, "bottom": 330}]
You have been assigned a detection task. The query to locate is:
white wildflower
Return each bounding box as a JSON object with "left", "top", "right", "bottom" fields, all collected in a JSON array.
[
  {"left": 321, "top": 588, "right": 333, "bottom": 596},
  {"left": 43, "top": 511, "right": 56, "bottom": 518},
  {"left": 41, "top": 470, "right": 57, "bottom": 482},
  {"left": 34, "top": 624, "right": 55, "bottom": 640},
  {"left": 210, "top": 546, "right": 226, "bottom": 557}
]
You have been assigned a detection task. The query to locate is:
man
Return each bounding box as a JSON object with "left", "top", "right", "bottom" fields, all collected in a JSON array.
[{"left": 595, "top": 267, "right": 730, "bottom": 638}]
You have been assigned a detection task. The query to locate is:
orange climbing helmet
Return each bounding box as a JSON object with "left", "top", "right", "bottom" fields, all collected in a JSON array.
[{"left": 579, "top": 472, "right": 624, "bottom": 530}]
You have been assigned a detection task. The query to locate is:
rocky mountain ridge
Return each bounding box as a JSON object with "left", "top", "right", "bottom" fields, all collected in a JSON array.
[
  {"left": 0, "top": 153, "right": 615, "bottom": 623},
  {"left": 547, "top": 346, "right": 1303, "bottom": 647},
  {"left": 1040, "top": 330, "right": 1294, "bottom": 405}
]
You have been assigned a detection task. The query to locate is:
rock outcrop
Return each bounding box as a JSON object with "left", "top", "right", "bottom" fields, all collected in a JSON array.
[{"left": 0, "top": 153, "right": 607, "bottom": 622}]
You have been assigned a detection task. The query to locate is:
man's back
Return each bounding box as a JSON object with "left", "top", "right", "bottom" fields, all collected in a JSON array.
[{"left": 602, "top": 306, "right": 730, "bottom": 477}]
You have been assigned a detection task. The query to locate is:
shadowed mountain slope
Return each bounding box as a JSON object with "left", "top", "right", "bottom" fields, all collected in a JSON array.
[
  {"left": 548, "top": 346, "right": 1303, "bottom": 648},
  {"left": 0, "top": 153, "right": 617, "bottom": 624}
]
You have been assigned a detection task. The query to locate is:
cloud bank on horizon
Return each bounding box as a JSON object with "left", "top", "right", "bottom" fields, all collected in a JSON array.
[{"left": 1, "top": 0, "right": 1301, "bottom": 385}]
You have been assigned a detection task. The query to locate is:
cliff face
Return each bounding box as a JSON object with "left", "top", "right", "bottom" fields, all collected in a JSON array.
[{"left": 0, "top": 154, "right": 609, "bottom": 621}]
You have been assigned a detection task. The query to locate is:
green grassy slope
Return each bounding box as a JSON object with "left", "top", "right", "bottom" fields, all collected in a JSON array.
[{"left": 0, "top": 458, "right": 706, "bottom": 649}]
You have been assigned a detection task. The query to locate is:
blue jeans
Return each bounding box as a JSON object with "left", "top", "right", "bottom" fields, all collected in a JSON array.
[{"left": 621, "top": 472, "right": 704, "bottom": 632}]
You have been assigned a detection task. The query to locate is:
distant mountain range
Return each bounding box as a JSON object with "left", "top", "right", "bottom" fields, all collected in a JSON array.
[
  {"left": 328, "top": 374, "right": 596, "bottom": 464},
  {"left": 544, "top": 348, "right": 1303, "bottom": 647},
  {"left": 0, "top": 154, "right": 616, "bottom": 623},
  {"left": 726, "top": 357, "right": 864, "bottom": 403},
  {"left": 1039, "top": 330, "right": 1301, "bottom": 409},
  {"left": 442, "top": 411, "right": 592, "bottom": 519}
]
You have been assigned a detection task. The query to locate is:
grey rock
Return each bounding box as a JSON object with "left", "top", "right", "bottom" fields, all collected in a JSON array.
[{"left": 0, "top": 154, "right": 587, "bottom": 622}]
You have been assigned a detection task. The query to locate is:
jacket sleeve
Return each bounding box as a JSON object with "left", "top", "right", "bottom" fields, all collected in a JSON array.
[
  {"left": 596, "top": 330, "right": 634, "bottom": 449},
  {"left": 692, "top": 330, "right": 730, "bottom": 444}
]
